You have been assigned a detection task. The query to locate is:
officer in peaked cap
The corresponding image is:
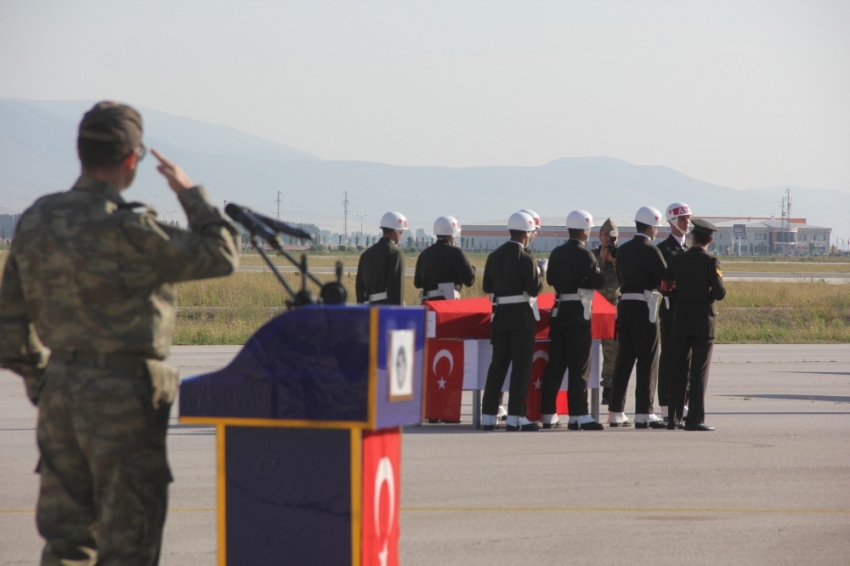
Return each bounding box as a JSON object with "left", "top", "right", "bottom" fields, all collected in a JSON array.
[
  {"left": 480, "top": 211, "right": 542, "bottom": 432},
  {"left": 414, "top": 216, "right": 476, "bottom": 303},
  {"left": 661, "top": 219, "right": 726, "bottom": 431},
  {"left": 592, "top": 218, "right": 621, "bottom": 404},
  {"left": 539, "top": 210, "right": 606, "bottom": 430},
  {"left": 656, "top": 202, "right": 692, "bottom": 421},
  {"left": 356, "top": 211, "right": 407, "bottom": 305},
  {"left": 607, "top": 206, "right": 667, "bottom": 428}
]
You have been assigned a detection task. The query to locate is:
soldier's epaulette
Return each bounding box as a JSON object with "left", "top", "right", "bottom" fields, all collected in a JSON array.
[{"left": 117, "top": 201, "right": 158, "bottom": 216}]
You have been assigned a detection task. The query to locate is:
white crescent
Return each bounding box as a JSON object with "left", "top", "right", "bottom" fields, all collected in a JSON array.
[
  {"left": 432, "top": 349, "right": 454, "bottom": 375},
  {"left": 374, "top": 457, "right": 395, "bottom": 537},
  {"left": 533, "top": 350, "right": 549, "bottom": 362}
]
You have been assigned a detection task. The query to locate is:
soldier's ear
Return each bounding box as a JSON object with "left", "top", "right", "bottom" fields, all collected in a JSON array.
[{"left": 123, "top": 151, "right": 138, "bottom": 171}]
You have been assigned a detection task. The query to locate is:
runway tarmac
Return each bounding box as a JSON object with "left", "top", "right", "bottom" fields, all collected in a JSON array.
[
  {"left": 238, "top": 264, "right": 850, "bottom": 284},
  {"left": 2, "top": 344, "right": 849, "bottom": 565}
]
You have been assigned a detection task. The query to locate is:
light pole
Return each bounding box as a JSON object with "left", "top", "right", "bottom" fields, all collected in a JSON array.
[{"left": 356, "top": 214, "right": 367, "bottom": 246}]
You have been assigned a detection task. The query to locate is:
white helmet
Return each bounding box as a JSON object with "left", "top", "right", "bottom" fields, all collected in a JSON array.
[
  {"left": 507, "top": 211, "right": 535, "bottom": 232},
  {"left": 380, "top": 211, "right": 408, "bottom": 231},
  {"left": 434, "top": 215, "right": 461, "bottom": 237},
  {"left": 666, "top": 202, "right": 692, "bottom": 222},
  {"left": 635, "top": 206, "right": 664, "bottom": 227},
  {"left": 566, "top": 210, "right": 593, "bottom": 230},
  {"left": 519, "top": 208, "right": 541, "bottom": 230}
]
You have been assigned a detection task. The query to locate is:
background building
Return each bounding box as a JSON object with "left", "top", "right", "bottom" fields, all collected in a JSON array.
[{"left": 460, "top": 216, "right": 832, "bottom": 256}]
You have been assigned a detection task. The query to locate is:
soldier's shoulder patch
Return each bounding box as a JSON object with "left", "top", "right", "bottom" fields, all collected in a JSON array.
[{"left": 716, "top": 268, "right": 723, "bottom": 278}]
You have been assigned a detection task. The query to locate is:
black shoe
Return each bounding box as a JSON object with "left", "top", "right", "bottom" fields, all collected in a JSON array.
[
  {"left": 542, "top": 421, "right": 562, "bottom": 429},
  {"left": 666, "top": 421, "right": 676, "bottom": 430},
  {"left": 506, "top": 422, "right": 540, "bottom": 432},
  {"left": 601, "top": 387, "right": 610, "bottom": 405},
  {"left": 427, "top": 418, "right": 440, "bottom": 424},
  {"left": 608, "top": 422, "right": 632, "bottom": 428},
  {"left": 684, "top": 424, "right": 715, "bottom": 431},
  {"left": 441, "top": 419, "right": 462, "bottom": 424},
  {"left": 481, "top": 424, "right": 499, "bottom": 431},
  {"left": 568, "top": 421, "right": 604, "bottom": 431}
]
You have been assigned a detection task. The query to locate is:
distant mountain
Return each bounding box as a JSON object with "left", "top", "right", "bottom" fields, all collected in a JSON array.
[{"left": 1, "top": 99, "right": 847, "bottom": 241}]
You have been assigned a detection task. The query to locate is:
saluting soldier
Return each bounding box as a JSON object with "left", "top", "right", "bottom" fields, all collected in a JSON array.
[
  {"left": 355, "top": 211, "right": 407, "bottom": 305},
  {"left": 662, "top": 219, "right": 726, "bottom": 431},
  {"left": 592, "top": 218, "right": 621, "bottom": 404},
  {"left": 414, "top": 215, "right": 476, "bottom": 302},
  {"left": 656, "top": 202, "right": 692, "bottom": 420},
  {"left": 608, "top": 206, "right": 667, "bottom": 429},
  {"left": 481, "top": 211, "right": 542, "bottom": 431},
  {"left": 539, "top": 210, "right": 606, "bottom": 430},
  {"left": 0, "top": 101, "right": 238, "bottom": 564}
]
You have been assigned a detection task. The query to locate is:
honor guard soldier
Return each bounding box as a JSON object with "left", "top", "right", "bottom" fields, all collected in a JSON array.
[
  {"left": 661, "top": 219, "right": 726, "bottom": 431},
  {"left": 356, "top": 211, "right": 407, "bottom": 305},
  {"left": 481, "top": 211, "right": 543, "bottom": 431},
  {"left": 414, "top": 216, "right": 476, "bottom": 302},
  {"left": 608, "top": 206, "right": 667, "bottom": 428},
  {"left": 656, "top": 202, "right": 692, "bottom": 420},
  {"left": 0, "top": 101, "right": 238, "bottom": 564},
  {"left": 539, "top": 210, "right": 606, "bottom": 430},
  {"left": 592, "top": 219, "right": 621, "bottom": 404}
]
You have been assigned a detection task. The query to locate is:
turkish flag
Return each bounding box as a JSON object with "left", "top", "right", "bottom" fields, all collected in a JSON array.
[
  {"left": 525, "top": 342, "right": 568, "bottom": 421},
  {"left": 362, "top": 428, "right": 401, "bottom": 566},
  {"left": 424, "top": 339, "right": 464, "bottom": 421}
]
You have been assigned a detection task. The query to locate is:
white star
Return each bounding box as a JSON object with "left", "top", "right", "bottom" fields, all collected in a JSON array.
[
  {"left": 437, "top": 377, "right": 447, "bottom": 389},
  {"left": 534, "top": 379, "right": 542, "bottom": 390}
]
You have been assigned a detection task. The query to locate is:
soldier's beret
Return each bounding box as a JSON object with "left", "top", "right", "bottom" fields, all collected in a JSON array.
[
  {"left": 78, "top": 101, "right": 143, "bottom": 157},
  {"left": 691, "top": 218, "right": 718, "bottom": 235},
  {"left": 601, "top": 218, "right": 618, "bottom": 231}
]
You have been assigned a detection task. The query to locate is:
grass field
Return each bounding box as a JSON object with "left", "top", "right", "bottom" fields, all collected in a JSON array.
[{"left": 3, "top": 249, "right": 850, "bottom": 345}]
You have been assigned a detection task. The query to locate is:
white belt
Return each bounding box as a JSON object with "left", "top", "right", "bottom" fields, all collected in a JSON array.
[
  {"left": 367, "top": 291, "right": 388, "bottom": 303},
  {"left": 492, "top": 293, "right": 540, "bottom": 321},
  {"left": 419, "top": 282, "right": 461, "bottom": 302},
  {"left": 620, "top": 290, "right": 663, "bottom": 323},
  {"left": 552, "top": 288, "right": 594, "bottom": 320}
]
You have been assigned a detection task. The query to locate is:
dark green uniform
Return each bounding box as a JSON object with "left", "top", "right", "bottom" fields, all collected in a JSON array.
[
  {"left": 540, "top": 239, "right": 605, "bottom": 416},
  {"left": 662, "top": 246, "right": 726, "bottom": 427},
  {"left": 0, "top": 175, "right": 238, "bottom": 565},
  {"left": 592, "top": 245, "right": 620, "bottom": 391},
  {"left": 609, "top": 234, "right": 666, "bottom": 416},
  {"left": 481, "top": 241, "right": 542, "bottom": 418},
  {"left": 413, "top": 239, "right": 475, "bottom": 302},
  {"left": 355, "top": 237, "right": 405, "bottom": 305},
  {"left": 656, "top": 234, "right": 688, "bottom": 408}
]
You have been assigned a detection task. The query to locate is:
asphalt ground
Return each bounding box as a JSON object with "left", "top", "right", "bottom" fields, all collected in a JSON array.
[
  {"left": 238, "top": 264, "right": 850, "bottom": 283},
  {"left": 2, "top": 344, "right": 849, "bottom": 565}
]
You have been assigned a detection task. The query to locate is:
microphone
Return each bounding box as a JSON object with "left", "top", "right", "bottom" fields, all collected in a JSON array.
[
  {"left": 253, "top": 211, "right": 314, "bottom": 241},
  {"left": 224, "top": 203, "right": 280, "bottom": 243}
]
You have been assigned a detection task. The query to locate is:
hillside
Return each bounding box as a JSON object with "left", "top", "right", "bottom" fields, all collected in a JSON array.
[{"left": 1, "top": 99, "right": 846, "bottom": 239}]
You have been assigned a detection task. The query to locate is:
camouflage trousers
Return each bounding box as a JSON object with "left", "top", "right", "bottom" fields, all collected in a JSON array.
[
  {"left": 36, "top": 358, "right": 172, "bottom": 566},
  {"left": 600, "top": 339, "right": 618, "bottom": 389}
]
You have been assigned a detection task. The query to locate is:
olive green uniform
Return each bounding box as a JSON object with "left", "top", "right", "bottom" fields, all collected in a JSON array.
[
  {"left": 0, "top": 175, "right": 238, "bottom": 565},
  {"left": 592, "top": 246, "right": 621, "bottom": 390}
]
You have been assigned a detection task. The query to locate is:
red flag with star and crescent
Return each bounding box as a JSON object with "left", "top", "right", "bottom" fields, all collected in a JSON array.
[
  {"left": 424, "top": 339, "right": 464, "bottom": 421},
  {"left": 525, "top": 342, "right": 568, "bottom": 421}
]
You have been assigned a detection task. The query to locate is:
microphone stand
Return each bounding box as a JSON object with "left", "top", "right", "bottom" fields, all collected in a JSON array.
[
  {"left": 247, "top": 229, "right": 347, "bottom": 308},
  {"left": 251, "top": 234, "right": 298, "bottom": 301}
]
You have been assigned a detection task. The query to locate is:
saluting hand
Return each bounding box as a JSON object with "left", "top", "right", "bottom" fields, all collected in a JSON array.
[{"left": 151, "top": 148, "right": 194, "bottom": 194}]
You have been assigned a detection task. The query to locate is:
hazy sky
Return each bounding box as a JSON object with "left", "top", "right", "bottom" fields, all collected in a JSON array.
[{"left": 2, "top": 0, "right": 849, "bottom": 191}]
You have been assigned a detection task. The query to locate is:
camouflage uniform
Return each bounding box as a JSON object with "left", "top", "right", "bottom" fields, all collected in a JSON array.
[
  {"left": 592, "top": 237, "right": 621, "bottom": 390},
  {"left": 0, "top": 168, "right": 237, "bottom": 563}
]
